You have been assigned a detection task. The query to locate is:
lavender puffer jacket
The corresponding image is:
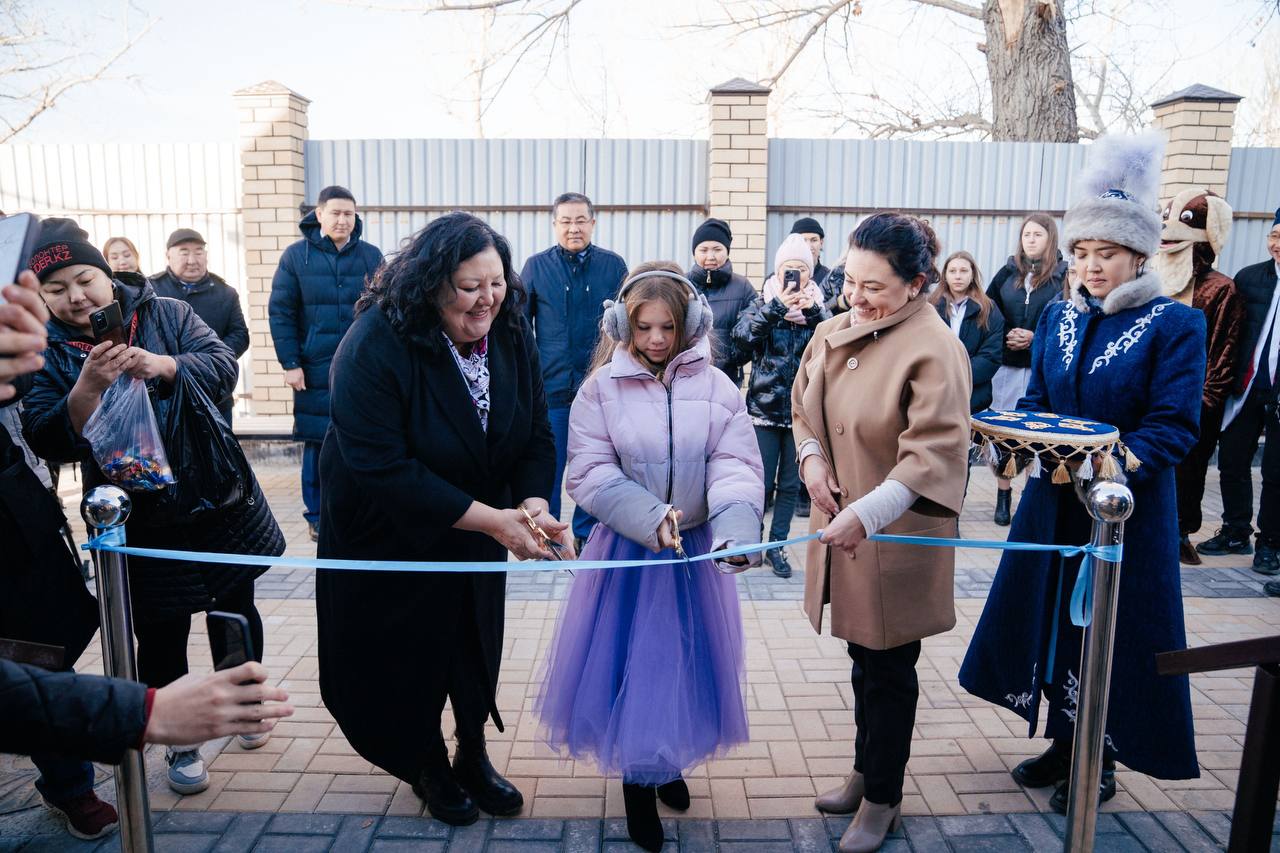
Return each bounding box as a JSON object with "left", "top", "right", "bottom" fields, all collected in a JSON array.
[{"left": 567, "top": 339, "right": 765, "bottom": 555}]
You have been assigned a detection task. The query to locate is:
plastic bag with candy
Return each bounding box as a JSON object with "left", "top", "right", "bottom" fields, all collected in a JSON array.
[{"left": 83, "top": 376, "right": 176, "bottom": 492}]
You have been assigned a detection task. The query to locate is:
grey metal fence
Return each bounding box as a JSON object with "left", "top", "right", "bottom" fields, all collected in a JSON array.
[
  {"left": 1223, "top": 147, "right": 1280, "bottom": 277},
  {"left": 304, "top": 138, "right": 707, "bottom": 272},
  {"left": 0, "top": 141, "right": 251, "bottom": 399},
  {"left": 766, "top": 138, "right": 1090, "bottom": 287}
]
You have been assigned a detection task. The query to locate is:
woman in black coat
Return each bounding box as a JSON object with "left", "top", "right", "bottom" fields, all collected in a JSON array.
[
  {"left": 931, "top": 251, "right": 1005, "bottom": 413},
  {"left": 984, "top": 213, "right": 1068, "bottom": 524},
  {"left": 21, "top": 219, "right": 283, "bottom": 796},
  {"left": 316, "top": 212, "right": 562, "bottom": 827}
]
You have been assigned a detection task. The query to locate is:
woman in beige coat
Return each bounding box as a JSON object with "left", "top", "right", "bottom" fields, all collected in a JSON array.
[{"left": 793, "top": 213, "right": 971, "bottom": 852}]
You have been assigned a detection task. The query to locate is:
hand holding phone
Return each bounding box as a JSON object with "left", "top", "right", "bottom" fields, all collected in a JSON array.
[
  {"left": 783, "top": 269, "right": 801, "bottom": 292},
  {"left": 90, "top": 301, "right": 125, "bottom": 346}
]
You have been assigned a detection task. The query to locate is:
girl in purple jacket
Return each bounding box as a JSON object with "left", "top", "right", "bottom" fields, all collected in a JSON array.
[{"left": 536, "top": 263, "right": 765, "bottom": 852}]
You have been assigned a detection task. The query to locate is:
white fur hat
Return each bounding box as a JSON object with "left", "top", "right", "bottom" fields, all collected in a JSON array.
[{"left": 1062, "top": 131, "right": 1165, "bottom": 259}]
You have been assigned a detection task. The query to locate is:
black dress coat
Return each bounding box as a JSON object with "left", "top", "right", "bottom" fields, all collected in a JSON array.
[
  {"left": 316, "top": 304, "right": 555, "bottom": 785},
  {"left": 934, "top": 299, "right": 1006, "bottom": 412},
  {"left": 1, "top": 379, "right": 99, "bottom": 670}
]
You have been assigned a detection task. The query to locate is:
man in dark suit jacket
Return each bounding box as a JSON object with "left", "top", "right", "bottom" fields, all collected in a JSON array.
[{"left": 1199, "top": 208, "right": 1280, "bottom": 581}]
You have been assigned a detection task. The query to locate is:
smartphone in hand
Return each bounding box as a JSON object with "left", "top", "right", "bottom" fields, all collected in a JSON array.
[
  {"left": 89, "top": 301, "right": 125, "bottom": 346},
  {"left": 0, "top": 213, "right": 42, "bottom": 303},
  {"left": 207, "top": 611, "right": 256, "bottom": 672},
  {"left": 783, "top": 269, "right": 801, "bottom": 291}
]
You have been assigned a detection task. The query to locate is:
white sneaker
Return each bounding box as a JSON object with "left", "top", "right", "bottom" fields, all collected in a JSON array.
[
  {"left": 237, "top": 731, "right": 270, "bottom": 750},
  {"left": 165, "top": 747, "right": 210, "bottom": 795}
]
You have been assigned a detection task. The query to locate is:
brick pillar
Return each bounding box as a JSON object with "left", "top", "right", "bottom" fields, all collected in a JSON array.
[
  {"left": 708, "top": 78, "right": 771, "bottom": 287},
  {"left": 1151, "top": 84, "right": 1242, "bottom": 201},
  {"left": 233, "top": 80, "right": 310, "bottom": 417}
]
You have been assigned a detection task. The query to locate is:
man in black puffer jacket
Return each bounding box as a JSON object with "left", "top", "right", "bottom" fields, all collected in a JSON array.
[
  {"left": 270, "top": 186, "right": 383, "bottom": 541},
  {"left": 150, "top": 228, "right": 249, "bottom": 425},
  {"left": 687, "top": 218, "right": 756, "bottom": 386}
]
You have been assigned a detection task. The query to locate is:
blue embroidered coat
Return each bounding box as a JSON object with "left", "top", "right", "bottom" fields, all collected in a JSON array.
[{"left": 958, "top": 272, "right": 1206, "bottom": 780}]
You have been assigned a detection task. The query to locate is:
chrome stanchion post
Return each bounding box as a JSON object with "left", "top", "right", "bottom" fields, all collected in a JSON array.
[
  {"left": 82, "top": 485, "right": 154, "bottom": 853},
  {"left": 1063, "top": 480, "right": 1133, "bottom": 853}
]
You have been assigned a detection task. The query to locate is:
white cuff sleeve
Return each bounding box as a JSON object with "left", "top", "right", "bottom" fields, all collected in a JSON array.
[
  {"left": 797, "top": 438, "right": 826, "bottom": 467},
  {"left": 840, "top": 479, "right": 917, "bottom": 536}
]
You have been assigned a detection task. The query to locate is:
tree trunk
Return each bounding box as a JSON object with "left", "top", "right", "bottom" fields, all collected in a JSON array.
[{"left": 983, "top": 0, "right": 1078, "bottom": 141}]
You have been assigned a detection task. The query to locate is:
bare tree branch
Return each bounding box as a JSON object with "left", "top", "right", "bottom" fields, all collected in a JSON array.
[
  {"left": 762, "top": 1, "right": 857, "bottom": 87},
  {"left": 1, "top": 0, "right": 156, "bottom": 142},
  {"left": 910, "top": 0, "right": 983, "bottom": 19},
  {"left": 324, "top": 0, "right": 530, "bottom": 12}
]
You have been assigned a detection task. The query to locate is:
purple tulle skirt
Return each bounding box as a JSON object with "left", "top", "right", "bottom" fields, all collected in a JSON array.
[{"left": 534, "top": 523, "right": 748, "bottom": 784}]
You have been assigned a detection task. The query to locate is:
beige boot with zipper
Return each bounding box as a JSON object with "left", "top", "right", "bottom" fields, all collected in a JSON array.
[
  {"left": 814, "top": 770, "right": 865, "bottom": 814},
  {"left": 838, "top": 800, "right": 901, "bottom": 853}
]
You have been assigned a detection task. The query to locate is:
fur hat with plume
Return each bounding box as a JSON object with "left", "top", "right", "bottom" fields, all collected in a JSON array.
[{"left": 1062, "top": 131, "right": 1166, "bottom": 259}]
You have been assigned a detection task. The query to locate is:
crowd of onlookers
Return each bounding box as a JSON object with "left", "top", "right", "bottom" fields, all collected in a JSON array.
[{"left": 1, "top": 183, "right": 1278, "bottom": 843}]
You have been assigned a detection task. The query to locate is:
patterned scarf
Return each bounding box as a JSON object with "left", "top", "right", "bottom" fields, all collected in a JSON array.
[{"left": 444, "top": 333, "right": 491, "bottom": 432}]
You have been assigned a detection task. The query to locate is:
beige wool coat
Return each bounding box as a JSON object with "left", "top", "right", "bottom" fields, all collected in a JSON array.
[{"left": 792, "top": 297, "right": 973, "bottom": 650}]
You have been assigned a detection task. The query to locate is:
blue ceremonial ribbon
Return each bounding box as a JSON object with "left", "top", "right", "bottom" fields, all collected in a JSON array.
[
  {"left": 85, "top": 529, "right": 1122, "bottom": 630},
  {"left": 83, "top": 531, "right": 827, "bottom": 574}
]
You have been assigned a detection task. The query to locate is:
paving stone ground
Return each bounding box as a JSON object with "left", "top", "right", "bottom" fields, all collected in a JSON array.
[{"left": 4, "top": 458, "right": 1279, "bottom": 851}]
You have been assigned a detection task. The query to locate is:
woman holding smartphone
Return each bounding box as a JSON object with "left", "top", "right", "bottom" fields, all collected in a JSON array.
[
  {"left": 732, "top": 234, "right": 830, "bottom": 577},
  {"left": 21, "top": 218, "right": 284, "bottom": 798}
]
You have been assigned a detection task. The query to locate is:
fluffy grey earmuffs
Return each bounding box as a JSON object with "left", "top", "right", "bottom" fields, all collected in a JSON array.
[{"left": 601, "top": 270, "right": 714, "bottom": 344}]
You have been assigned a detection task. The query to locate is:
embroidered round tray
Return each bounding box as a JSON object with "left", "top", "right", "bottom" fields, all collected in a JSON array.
[{"left": 971, "top": 410, "right": 1132, "bottom": 483}]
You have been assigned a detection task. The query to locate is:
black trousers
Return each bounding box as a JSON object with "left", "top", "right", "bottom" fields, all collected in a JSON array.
[
  {"left": 134, "top": 582, "right": 263, "bottom": 688},
  {"left": 1175, "top": 403, "right": 1223, "bottom": 535},
  {"left": 849, "top": 639, "right": 921, "bottom": 806},
  {"left": 1217, "top": 386, "right": 1280, "bottom": 544}
]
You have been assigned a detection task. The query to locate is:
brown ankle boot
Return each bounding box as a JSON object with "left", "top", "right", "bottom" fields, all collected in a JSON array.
[
  {"left": 838, "top": 799, "right": 902, "bottom": 853},
  {"left": 815, "top": 769, "right": 865, "bottom": 814}
]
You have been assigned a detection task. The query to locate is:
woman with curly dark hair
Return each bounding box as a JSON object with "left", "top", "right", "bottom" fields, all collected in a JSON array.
[{"left": 316, "top": 212, "right": 565, "bottom": 825}]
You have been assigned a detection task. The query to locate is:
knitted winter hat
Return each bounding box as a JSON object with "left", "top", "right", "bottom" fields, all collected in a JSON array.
[
  {"left": 28, "top": 217, "right": 113, "bottom": 282},
  {"left": 691, "top": 218, "right": 733, "bottom": 253},
  {"left": 790, "top": 217, "right": 824, "bottom": 239},
  {"left": 774, "top": 233, "right": 814, "bottom": 276},
  {"left": 1062, "top": 131, "right": 1165, "bottom": 259}
]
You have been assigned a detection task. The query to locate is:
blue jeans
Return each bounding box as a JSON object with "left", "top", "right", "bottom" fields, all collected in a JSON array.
[
  {"left": 35, "top": 754, "right": 94, "bottom": 806},
  {"left": 755, "top": 425, "right": 799, "bottom": 543},
  {"left": 302, "top": 442, "right": 321, "bottom": 525},
  {"left": 548, "top": 406, "right": 596, "bottom": 540}
]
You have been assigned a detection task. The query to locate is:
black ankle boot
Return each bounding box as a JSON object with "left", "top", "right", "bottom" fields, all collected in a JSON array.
[
  {"left": 1049, "top": 756, "right": 1116, "bottom": 815},
  {"left": 452, "top": 738, "right": 524, "bottom": 816},
  {"left": 1011, "top": 739, "right": 1071, "bottom": 788},
  {"left": 994, "top": 488, "right": 1012, "bottom": 526},
  {"left": 413, "top": 762, "right": 479, "bottom": 826},
  {"left": 622, "top": 783, "right": 664, "bottom": 851},
  {"left": 656, "top": 776, "right": 689, "bottom": 810}
]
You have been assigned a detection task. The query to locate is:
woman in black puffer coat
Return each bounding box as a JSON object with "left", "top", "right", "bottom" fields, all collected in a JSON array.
[
  {"left": 21, "top": 220, "right": 283, "bottom": 794},
  {"left": 732, "top": 234, "right": 830, "bottom": 578}
]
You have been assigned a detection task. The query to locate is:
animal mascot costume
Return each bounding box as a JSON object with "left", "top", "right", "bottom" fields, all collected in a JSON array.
[{"left": 1150, "top": 189, "right": 1244, "bottom": 564}]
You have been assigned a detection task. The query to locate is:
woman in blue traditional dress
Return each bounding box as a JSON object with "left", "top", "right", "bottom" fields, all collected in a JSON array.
[{"left": 958, "top": 133, "right": 1207, "bottom": 813}]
